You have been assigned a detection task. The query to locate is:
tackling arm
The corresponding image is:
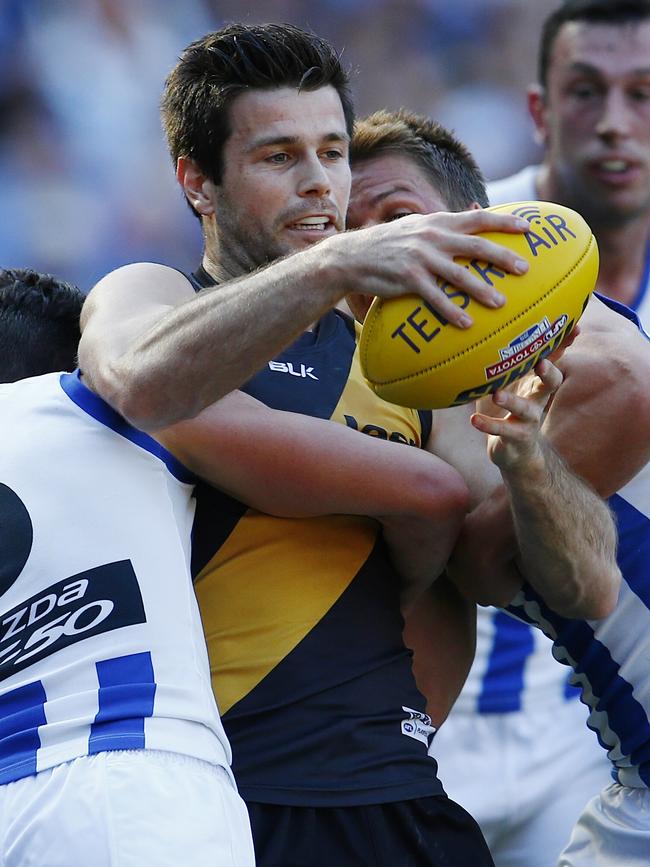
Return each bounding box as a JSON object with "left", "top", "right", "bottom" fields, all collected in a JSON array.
[
  {"left": 432, "top": 359, "right": 621, "bottom": 618},
  {"left": 79, "top": 211, "right": 531, "bottom": 432},
  {"left": 156, "top": 390, "right": 470, "bottom": 609},
  {"left": 445, "top": 296, "right": 650, "bottom": 614}
]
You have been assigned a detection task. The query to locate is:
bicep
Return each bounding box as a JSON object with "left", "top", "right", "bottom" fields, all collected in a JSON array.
[{"left": 78, "top": 263, "right": 195, "bottom": 387}]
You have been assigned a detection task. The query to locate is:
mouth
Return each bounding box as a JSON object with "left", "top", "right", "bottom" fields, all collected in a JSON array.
[
  {"left": 287, "top": 215, "right": 336, "bottom": 232},
  {"left": 588, "top": 157, "right": 641, "bottom": 185}
]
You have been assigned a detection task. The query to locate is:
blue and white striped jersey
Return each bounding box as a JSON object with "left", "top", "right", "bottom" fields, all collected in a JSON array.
[
  {"left": 508, "top": 460, "right": 650, "bottom": 787},
  {"left": 0, "top": 372, "right": 232, "bottom": 784},
  {"left": 452, "top": 168, "right": 650, "bottom": 716}
]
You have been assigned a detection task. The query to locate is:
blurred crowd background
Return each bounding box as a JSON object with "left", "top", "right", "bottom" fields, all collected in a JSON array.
[{"left": 1, "top": 0, "right": 555, "bottom": 290}]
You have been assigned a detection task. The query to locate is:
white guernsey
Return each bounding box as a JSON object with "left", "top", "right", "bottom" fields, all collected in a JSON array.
[{"left": 0, "top": 371, "right": 254, "bottom": 867}]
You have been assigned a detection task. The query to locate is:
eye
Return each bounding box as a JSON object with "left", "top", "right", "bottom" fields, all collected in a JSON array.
[
  {"left": 571, "top": 84, "right": 598, "bottom": 99},
  {"left": 629, "top": 86, "right": 650, "bottom": 103},
  {"left": 322, "top": 149, "right": 345, "bottom": 160},
  {"left": 266, "top": 152, "right": 291, "bottom": 164},
  {"left": 568, "top": 81, "right": 600, "bottom": 100},
  {"left": 385, "top": 210, "right": 413, "bottom": 222}
]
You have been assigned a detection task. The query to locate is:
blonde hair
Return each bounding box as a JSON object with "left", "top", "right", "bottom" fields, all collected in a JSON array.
[{"left": 350, "top": 108, "right": 488, "bottom": 210}]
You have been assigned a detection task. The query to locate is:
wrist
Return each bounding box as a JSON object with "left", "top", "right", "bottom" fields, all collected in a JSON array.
[
  {"left": 308, "top": 234, "right": 350, "bottom": 306},
  {"left": 498, "top": 439, "right": 552, "bottom": 486}
]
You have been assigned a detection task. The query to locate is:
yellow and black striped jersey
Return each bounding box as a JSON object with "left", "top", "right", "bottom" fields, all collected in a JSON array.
[{"left": 190, "top": 270, "right": 443, "bottom": 806}]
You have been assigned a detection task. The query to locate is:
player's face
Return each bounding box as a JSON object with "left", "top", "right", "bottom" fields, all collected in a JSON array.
[
  {"left": 347, "top": 153, "right": 449, "bottom": 229},
  {"left": 346, "top": 153, "right": 451, "bottom": 322},
  {"left": 537, "top": 21, "right": 650, "bottom": 224},
  {"left": 214, "top": 86, "right": 350, "bottom": 275}
]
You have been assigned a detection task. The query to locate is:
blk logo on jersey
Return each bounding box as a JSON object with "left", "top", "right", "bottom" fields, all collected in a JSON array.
[
  {"left": 0, "top": 560, "right": 146, "bottom": 681},
  {"left": 268, "top": 361, "right": 318, "bottom": 380}
]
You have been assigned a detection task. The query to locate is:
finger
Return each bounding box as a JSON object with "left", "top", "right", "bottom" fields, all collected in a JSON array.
[
  {"left": 424, "top": 231, "right": 531, "bottom": 279},
  {"left": 409, "top": 259, "right": 513, "bottom": 327},
  {"left": 534, "top": 359, "right": 564, "bottom": 393},
  {"left": 445, "top": 210, "right": 532, "bottom": 236},
  {"left": 492, "top": 389, "right": 545, "bottom": 424},
  {"left": 470, "top": 412, "right": 532, "bottom": 439}
]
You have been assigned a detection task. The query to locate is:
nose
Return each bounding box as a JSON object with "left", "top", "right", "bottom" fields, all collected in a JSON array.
[
  {"left": 297, "top": 153, "right": 331, "bottom": 198},
  {"left": 596, "top": 89, "right": 632, "bottom": 141}
]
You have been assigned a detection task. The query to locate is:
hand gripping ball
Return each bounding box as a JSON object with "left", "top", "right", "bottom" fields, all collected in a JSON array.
[{"left": 359, "top": 201, "right": 598, "bottom": 409}]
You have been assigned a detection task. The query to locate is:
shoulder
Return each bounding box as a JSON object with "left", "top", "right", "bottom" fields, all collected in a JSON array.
[
  {"left": 487, "top": 165, "right": 540, "bottom": 206},
  {"left": 82, "top": 263, "right": 196, "bottom": 326}
]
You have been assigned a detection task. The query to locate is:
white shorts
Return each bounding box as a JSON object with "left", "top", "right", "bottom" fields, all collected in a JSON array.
[
  {"left": 430, "top": 696, "right": 611, "bottom": 867},
  {"left": 0, "top": 750, "right": 255, "bottom": 867},
  {"left": 558, "top": 782, "right": 650, "bottom": 867}
]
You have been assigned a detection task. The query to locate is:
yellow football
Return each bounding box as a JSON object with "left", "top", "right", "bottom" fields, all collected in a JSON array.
[{"left": 359, "top": 201, "right": 598, "bottom": 409}]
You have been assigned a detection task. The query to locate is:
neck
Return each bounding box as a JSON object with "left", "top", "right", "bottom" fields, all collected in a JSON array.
[
  {"left": 199, "top": 252, "right": 231, "bottom": 286},
  {"left": 590, "top": 221, "right": 650, "bottom": 304},
  {"left": 201, "top": 217, "right": 255, "bottom": 283},
  {"left": 536, "top": 165, "right": 650, "bottom": 306}
]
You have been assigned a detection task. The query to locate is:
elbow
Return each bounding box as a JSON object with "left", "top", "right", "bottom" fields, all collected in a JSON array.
[
  {"left": 420, "top": 465, "right": 471, "bottom": 527},
  {"left": 84, "top": 359, "right": 196, "bottom": 432},
  {"left": 100, "top": 365, "right": 165, "bottom": 431},
  {"left": 584, "top": 564, "right": 622, "bottom": 620},
  {"left": 555, "top": 563, "right": 622, "bottom": 620},
  {"left": 116, "top": 377, "right": 204, "bottom": 432},
  {"left": 112, "top": 387, "right": 172, "bottom": 433}
]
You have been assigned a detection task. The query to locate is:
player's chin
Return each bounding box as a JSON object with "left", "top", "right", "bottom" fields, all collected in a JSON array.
[{"left": 600, "top": 191, "right": 650, "bottom": 222}]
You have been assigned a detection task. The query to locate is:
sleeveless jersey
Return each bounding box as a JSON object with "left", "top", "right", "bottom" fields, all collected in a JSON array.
[
  {"left": 189, "top": 269, "right": 441, "bottom": 807},
  {"left": 0, "top": 371, "right": 232, "bottom": 785},
  {"left": 451, "top": 170, "right": 650, "bottom": 716}
]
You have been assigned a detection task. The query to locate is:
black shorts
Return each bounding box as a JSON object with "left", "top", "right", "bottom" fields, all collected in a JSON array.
[{"left": 246, "top": 795, "right": 495, "bottom": 867}]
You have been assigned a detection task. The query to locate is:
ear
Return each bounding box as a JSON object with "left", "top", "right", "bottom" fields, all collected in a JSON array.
[
  {"left": 527, "top": 84, "right": 548, "bottom": 147},
  {"left": 468, "top": 202, "right": 482, "bottom": 211},
  {"left": 176, "top": 157, "right": 216, "bottom": 217}
]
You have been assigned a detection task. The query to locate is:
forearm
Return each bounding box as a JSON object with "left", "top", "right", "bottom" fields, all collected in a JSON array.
[
  {"left": 380, "top": 493, "right": 468, "bottom": 613},
  {"left": 157, "top": 390, "right": 470, "bottom": 522},
  {"left": 80, "top": 257, "right": 345, "bottom": 432},
  {"left": 501, "top": 441, "right": 620, "bottom": 618},
  {"left": 403, "top": 576, "right": 476, "bottom": 726},
  {"left": 447, "top": 490, "right": 523, "bottom": 608},
  {"left": 447, "top": 358, "right": 622, "bottom": 617}
]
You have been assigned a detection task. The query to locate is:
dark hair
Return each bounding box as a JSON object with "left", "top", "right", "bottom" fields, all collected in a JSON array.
[
  {"left": 350, "top": 108, "right": 488, "bottom": 210},
  {"left": 161, "top": 22, "right": 354, "bottom": 195},
  {"left": 0, "top": 268, "right": 84, "bottom": 382},
  {"left": 539, "top": 0, "right": 650, "bottom": 87}
]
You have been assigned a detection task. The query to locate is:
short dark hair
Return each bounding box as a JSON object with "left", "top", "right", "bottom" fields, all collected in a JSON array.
[
  {"left": 539, "top": 0, "right": 650, "bottom": 87},
  {"left": 0, "top": 269, "right": 84, "bottom": 382},
  {"left": 350, "top": 109, "right": 488, "bottom": 210},
  {"left": 161, "top": 22, "right": 354, "bottom": 194}
]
